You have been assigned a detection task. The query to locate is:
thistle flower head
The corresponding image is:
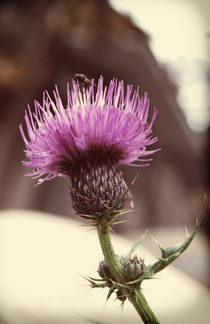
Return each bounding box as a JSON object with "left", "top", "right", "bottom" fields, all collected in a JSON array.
[
  {"left": 20, "top": 76, "right": 159, "bottom": 215},
  {"left": 20, "top": 76, "right": 158, "bottom": 181}
]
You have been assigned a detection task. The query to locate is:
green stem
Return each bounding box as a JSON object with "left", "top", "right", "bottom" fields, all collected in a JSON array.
[
  {"left": 129, "top": 290, "right": 159, "bottom": 323},
  {"left": 97, "top": 219, "right": 124, "bottom": 282},
  {"left": 97, "top": 219, "right": 159, "bottom": 324}
]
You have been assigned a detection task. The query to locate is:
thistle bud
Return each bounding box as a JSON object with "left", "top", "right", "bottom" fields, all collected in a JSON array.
[
  {"left": 98, "top": 260, "right": 116, "bottom": 281},
  {"left": 124, "top": 255, "right": 145, "bottom": 280}
]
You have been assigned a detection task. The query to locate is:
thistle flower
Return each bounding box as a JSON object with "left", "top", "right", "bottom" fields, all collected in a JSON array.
[{"left": 20, "top": 76, "right": 159, "bottom": 215}]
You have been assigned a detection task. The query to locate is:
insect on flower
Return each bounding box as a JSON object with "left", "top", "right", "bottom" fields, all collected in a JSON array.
[{"left": 73, "top": 73, "right": 95, "bottom": 93}]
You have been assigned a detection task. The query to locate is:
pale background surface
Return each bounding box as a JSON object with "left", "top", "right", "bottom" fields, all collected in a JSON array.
[{"left": 0, "top": 209, "right": 209, "bottom": 324}]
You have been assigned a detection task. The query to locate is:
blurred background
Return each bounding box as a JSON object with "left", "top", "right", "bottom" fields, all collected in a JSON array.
[{"left": 0, "top": 0, "right": 209, "bottom": 287}]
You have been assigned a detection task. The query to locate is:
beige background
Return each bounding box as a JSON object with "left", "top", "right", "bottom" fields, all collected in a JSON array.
[{"left": 0, "top": 209, "right": 209, "bottom": 324}]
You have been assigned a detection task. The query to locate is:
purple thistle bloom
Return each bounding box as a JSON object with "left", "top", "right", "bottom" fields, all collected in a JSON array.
[{"left": 20, "top": 76, "right": 159, "bottom": 214}]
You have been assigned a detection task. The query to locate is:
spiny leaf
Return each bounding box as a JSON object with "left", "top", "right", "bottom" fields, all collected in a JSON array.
[
  {"left": 109, "top": 279, "right": 134, "bottom": 291},
  {"left": 106, "top": 286, "right": 115, "bottom": 301},
  {"left": 81, "top": 274, "right": 107, "bottom": 288},
  {"left": 146, "top": 197, "right": 206, "bottom": 275},
  {"left": 88, "top": 276, "right": 107, "bottom": 282}
]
